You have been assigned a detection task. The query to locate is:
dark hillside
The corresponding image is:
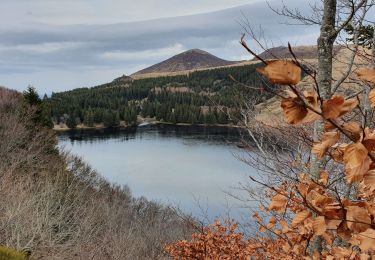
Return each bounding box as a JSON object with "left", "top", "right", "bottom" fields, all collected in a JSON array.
[{"left": 49, "top": 63, "right": 274, "bottom": 128}]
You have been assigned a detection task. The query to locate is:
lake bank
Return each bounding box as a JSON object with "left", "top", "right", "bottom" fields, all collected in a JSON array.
[{"left": 53, "top": 120, "right": 242, "bottom": 131}]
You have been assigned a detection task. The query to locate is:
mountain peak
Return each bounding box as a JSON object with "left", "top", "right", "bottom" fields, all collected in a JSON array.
[
  {"left": 132, "top": 49, "right": 238, "bottom": 77},
  {"left": 182, "top": 49, "right": 209, "bottom": 54}
]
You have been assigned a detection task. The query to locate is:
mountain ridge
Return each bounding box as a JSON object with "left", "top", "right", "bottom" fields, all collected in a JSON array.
[
  {"left": 132, "top": 49, "right": 239, "bottom": 77},
  {"left": 129, "top": 45, "right": 325, "bottom": 80}
]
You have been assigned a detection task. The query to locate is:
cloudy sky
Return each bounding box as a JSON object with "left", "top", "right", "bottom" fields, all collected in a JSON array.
[{"left": 0, "top": 0, "right": 320, "bottom": 94}]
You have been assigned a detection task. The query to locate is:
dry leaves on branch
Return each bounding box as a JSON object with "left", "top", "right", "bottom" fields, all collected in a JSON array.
[
  {"left": 357, "top": 68, "right": 375, "bottom": 84},
  {"left": 363, "top": 170, "right": 375, "bottom": 192},
  {"left": 257, "top": 60, "right": 302, "bottom": 85},
  {"left": 346, "top": 206, "right": 372, "bottom": 233},
  {"left": 331, "top": 143, "right": 348, "bottom": 162},
  {"left": 291, "top": 210, "right": 311, "bottom": 228},
  {"left": 266, "top": 216, "right": 277, "bottom": 229},
  {"left": 343, "top": 143, "right": 371, "bottom": 183},
  {"left": 362, "top": 127, "right": 375, "bottom": 152},
  {"left": 369, "top": 89, "right": 375, "bottom": 107},
  {"left": 268, "top": 194, "right": 288, "bottom": 213},
  {"left": 352, "top": 228, "right": 375, "bottom": 251},
  {"left": 281, "top": 97, "right": 308, "bottom": 124},
  {"left": 281, "top": 92, "right": 320, "bottom": 125},
  {"left": 322, "top": 96, "right": 358, "bottom": 119},
  {"left": 312, "top": 131, "right": 340, "bottom": 158},
  {"left": 319, "top": 171, "right": 329, "bottom": 186},
  {"left": 341, "top": 121, "right": 362, "bottom": 141},
  {"left": 168, "top": 60, "right": 375, "bottom": 259},
  {"left": 312, "top": 216, "right": 326, "bottom": 236}
]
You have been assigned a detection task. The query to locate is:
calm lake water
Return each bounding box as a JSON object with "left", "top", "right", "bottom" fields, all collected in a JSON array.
[{"left": 57, "top": 125, "right": 256, "bottom": 220}]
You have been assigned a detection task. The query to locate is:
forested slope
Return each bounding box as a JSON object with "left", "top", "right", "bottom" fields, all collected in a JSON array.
[{"left": 49, "top": 63, "right": 273, "bottom": 128}]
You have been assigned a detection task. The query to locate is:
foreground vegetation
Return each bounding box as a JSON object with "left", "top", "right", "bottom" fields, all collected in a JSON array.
[
  {"left": 0, "top": 86, "right": 191, "bottom": 259},
  {"left": 166, "top": 0, "right": 375, "bottom": 258}
]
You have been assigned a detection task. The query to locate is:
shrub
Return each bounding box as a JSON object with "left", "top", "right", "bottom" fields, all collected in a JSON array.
[{"left": 0, "top": 246, "right": 26, "bottom": 260}]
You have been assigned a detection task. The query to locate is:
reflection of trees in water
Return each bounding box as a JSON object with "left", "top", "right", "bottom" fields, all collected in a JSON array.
[{"left": 57, "top": 125, "right": 245, "bottom": 146}]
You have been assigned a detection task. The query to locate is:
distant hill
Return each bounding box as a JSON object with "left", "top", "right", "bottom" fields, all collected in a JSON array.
[
  {"left": 253, "top": 45, "right": 344, "bottom": 61},
  {"left": 131, "top": 45, "right": 336, "bottom": 80},
  {"left": 132, "top": 49, "right": 238, "bottom": 77},
  {"left": 253, "top": 46, "right": 318, "bottom": 60}
]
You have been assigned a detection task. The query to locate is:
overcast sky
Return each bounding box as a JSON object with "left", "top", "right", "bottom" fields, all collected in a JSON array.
[{"left": 0, "top": 0, "right": 320, "bottom": 94}]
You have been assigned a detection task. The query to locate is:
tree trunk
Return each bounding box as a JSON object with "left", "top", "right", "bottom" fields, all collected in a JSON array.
[
  {"left": 317, "top": 0, "right": 336, "bottom": 100},
  {"left": 367, "top": 25, "right": 375, "bottom": 128},
  {"left": 311, "top": 0, "right": 336, "bottom": 180},
  {"left": 363, "top": 24, "right": 374, "bottom": 128},
  {"left": 311, "top": 0, "right": 337, "bottom": 254}
]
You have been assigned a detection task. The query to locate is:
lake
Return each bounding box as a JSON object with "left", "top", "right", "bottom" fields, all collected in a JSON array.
[{"left": 57, "top": 124, "right": 257, "bottom": 220}]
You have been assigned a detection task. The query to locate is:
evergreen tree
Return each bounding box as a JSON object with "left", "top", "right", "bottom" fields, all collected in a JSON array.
[
  {"left": 84, "top": 110, "right": 95, "bottom": 127},
  {"left": 66, "top": 115, "right": 77, "bottom": 128},
  {"left": 23, "top": 85, "right": 41, "bottom": 106},
  {"left": 23, "top": 86, "right": 53, "bottom": 128},
  {"left": 103, "top": 110, "right": 119, "bottom": 127},
  {"left": 345, "top": 23, "right": 374, "bottom": 48},
  {"left": 205, "top": 108, "right": 217, "bottom": 125}
]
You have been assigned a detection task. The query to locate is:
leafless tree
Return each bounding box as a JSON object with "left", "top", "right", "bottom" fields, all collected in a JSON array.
[{"left": 0, "top": 86, "right": 193, "bottom": 259}]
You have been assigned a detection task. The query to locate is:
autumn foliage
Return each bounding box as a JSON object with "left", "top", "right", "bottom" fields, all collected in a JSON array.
[{"left": 166, "top": 56, "right": 375, "bottom": 258}]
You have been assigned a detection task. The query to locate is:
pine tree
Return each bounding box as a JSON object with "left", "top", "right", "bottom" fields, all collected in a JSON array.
[
  {"left": 84, "top": 110, "right": 95, "bottom": 127},
  {"left": 66, "top": 115, "right": 77, "bottom": 128}
]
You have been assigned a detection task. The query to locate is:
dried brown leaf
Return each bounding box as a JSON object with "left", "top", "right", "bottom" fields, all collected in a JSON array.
[
  {"left": 318, "top": 171, "right": 329, "bottom": 186},
  {"left": 312, "top": 131, "right": 340, "bottom": 158},
  {"left": 257, "top": 60, "right": 301, "bottom": 85},
  {"left": 342, "top": 121, "right": 362, "bottom": 142},
  {"left": 291, "top": 210, "right": 311, "bottom": 228},
  {"left": 357, "top": 68, "right": 375, "bottom": 84},
  {"left": 343, "top": 142, "right": 371, "bottom": 183},
  {"left": 354, "top": 228, "right": 375, "bottom": 251},
  {"left": 281, "top": 97, "right": 320, "bottom": 125},
  {"left": 346, "top": 206, "right": 371, "bottom": 233},
  {"left": 281, "top": 97, "right": 307, "bottom": 124},
  {"left": 269, "top": 194, "right": 288, "bottom": 213},
  {"left": 331, "top": 143, "right": 348, "bottom": 162},
  {"left": 369, "top": 89, "right": 375, "bottom": 107},
  {"left": 312, "top": 216, "right": 326, "bottom": 236},
  {"left": 363, "top": 170, "right": 375, "bottom": 192},
  {"left": 322, "top": 96, "right": 358, "bottom": 119},
  {"left": 266, "top": 216, "right": 277, "bottom": 229},
  {"left": 331, "top": 247, "right": 353, "bottom": 257},
  {"left": 280, "top": 220, "right": 292, "bottom": 234},
  {"left": 326, "top": 219, "right": 341, "bottom": 230}
]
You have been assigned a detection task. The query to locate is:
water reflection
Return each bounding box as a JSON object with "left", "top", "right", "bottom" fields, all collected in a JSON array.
[{"left": 57, "top": 125, "right": 255, "bottom": 220}]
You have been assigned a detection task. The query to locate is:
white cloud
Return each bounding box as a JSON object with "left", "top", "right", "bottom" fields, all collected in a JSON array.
[
  {"left": 0, "top": 0, "right": 320, "bottom": 93},
  {"left": 0, "top": 0, "right": 262, "bottom": 26},
  {"left": 0, "top": 42, "right": 84, "bottom": 54}
]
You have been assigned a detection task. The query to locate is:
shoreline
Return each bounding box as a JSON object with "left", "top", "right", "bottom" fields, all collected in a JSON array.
[{"left": 53, "top": 121, "right": 242, "bottom": 131}]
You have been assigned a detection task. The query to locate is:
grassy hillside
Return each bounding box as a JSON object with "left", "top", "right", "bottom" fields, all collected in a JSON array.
[
  {"left": 49, "top": 63, "right": 274, "bottom": 129},
  {"left": 0, "top": 87, "right": 191, "bottom": 259}
]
